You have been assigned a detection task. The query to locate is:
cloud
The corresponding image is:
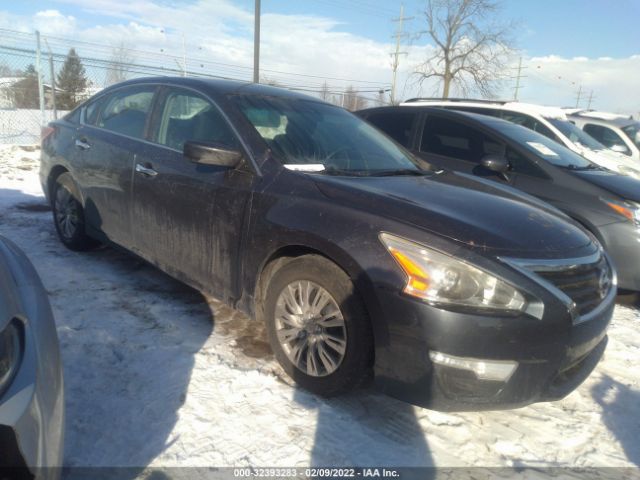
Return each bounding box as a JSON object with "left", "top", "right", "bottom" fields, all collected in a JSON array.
[{"left": 34, "top": 9, "right": 76, "bottom": 35}]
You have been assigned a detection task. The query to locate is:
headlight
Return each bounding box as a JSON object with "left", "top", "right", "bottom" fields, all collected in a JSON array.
[
  {"left": 603, "top": 199, "right": 640, "bottom": 226},
  {"left": 380, "top": 233, "right": 526, "bottom": 311},
  {"left": 0, "top": 321, "right": 22, "bottom": 397}
]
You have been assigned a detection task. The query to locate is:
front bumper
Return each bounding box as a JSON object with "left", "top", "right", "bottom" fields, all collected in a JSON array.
[{"left": 371, "top": 283, "right": 614, "bottom": 411}]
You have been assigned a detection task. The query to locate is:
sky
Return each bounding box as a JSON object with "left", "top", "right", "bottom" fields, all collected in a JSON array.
[{"left": 0, "top": 0, "right": 638, "bottom": 113}]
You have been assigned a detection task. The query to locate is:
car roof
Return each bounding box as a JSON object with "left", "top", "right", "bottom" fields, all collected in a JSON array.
[
  {"left": 568, "top": 110, "right": 637, "bottom": 127},
  {"left": 400, "top": 98, "right": 568, "bottom": 120},
  {"left": 359, "top": 105, "right": 518, "bottom": 129},
  {"left": 95, "top": 76, "right": 323, "bottom": 102}
]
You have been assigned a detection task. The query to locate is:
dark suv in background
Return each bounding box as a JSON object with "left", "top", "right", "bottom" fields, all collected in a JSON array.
[
  {"left": 358, "top": 106, "right": 640, "bottom": 292},
  {"left": 40, "top": 78, "right": 615, "bottom": 410}
]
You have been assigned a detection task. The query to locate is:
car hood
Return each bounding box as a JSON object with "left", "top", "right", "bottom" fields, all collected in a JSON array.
[
  {"left": 572, "top": 169, "right": 640, "bottom": 202},
  {"left": 580, "top": 148, "right": 640, "bottom": 176},
  {"left": 312, "top": 171, "right": 594, "bottom": 256}
]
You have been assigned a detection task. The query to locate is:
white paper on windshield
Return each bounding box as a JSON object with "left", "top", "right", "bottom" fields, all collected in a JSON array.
[
  {"left": 526, "top": 142, "right": 559, "bottom": 157},
  {"left": 284, "top": 164, "right": 326, "bottom": 172}
]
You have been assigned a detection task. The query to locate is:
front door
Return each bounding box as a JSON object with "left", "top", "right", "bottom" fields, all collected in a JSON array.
[{"left": 131, "top": 87, "right": 254, "bottom": 298}]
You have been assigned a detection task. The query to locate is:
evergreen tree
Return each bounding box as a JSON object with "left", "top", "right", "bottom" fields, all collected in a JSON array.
[
  {"left": 56, "top": 48, "right": 88, "bottom": 109},
  {"left": 9, "top": 64, "right": 39, "bottom": 108}
]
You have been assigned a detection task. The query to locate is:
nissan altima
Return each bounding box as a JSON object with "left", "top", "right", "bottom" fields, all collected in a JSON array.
[{"left": 40, "top": 77, "right": 615, "bottom": 411}]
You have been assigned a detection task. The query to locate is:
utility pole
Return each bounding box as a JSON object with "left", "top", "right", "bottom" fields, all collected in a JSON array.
[
  {"left": 511, "top": 56, "right": 527, "bottom": 101},
  {"left": 44, "top": 38, "right": 57, "bottom": 119},
  {"left": 575, "top": 84, "right": 583, "bottom": 108},
  {"left": 181, "top": 33, "right": 187, "bottom": 77},
  {"left": 35, "top": 31, "right": 46, "bottom": 127},
  {"left": 587, "top": 90, "right": 595, "bottom": 110},
  {"left": 253, "top": 0, "right": 261, "bottom": 83},
  {"left": 390, "top": 4, "right": 413, "bottom": 104}
]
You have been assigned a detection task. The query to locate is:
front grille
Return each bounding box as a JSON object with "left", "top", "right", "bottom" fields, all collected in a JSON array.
[{"left": 531, "top": 255, "right": 611, "bottom": 316}]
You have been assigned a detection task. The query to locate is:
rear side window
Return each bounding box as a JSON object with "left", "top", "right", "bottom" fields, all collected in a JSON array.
[
  {"left": 583, "top": 124, "right": 631, "bottom": 154},
  {"left": 420, "top": 115, "right": 498, "bottom": 163},
  {"left": 365, "top": 111, "right": 416, "bottom": 147},
  {"left": 97, "top": 87, "right": 155, "bottom": 139},
  {"left": 84, "top": 96, "right": 106, "bottom": 126},
  {"left": 155, "top": 89, "right": 238, "bottom": 151}
]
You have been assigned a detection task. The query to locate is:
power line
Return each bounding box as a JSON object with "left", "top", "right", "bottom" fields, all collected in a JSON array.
[{"left": 0, "top": 27, "right": 390, "bottom": 88}]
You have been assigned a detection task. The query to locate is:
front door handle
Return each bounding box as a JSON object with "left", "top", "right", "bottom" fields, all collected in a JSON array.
[
  {"left": 135, "top": 163, "right": 158, "bottom": 177},
  {"left": 75, "top": 139, "right": 91, "bottom": 150}
]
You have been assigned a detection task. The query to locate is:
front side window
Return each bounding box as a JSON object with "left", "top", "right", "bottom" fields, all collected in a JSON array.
[
  {"left": 232, "top": 95, "right": 422, "bottom": 175},
  {"left": 496, "top": 122, "right": 594, "bottom": 169},
  {"left": 98, "top": 87, "right": 155, "bottom": 139},
  {"left": 156, "top": 90, "right": 238, "bottom": 151},
  {"left": 366, "top": 111, "right": 416, "bottom": 147},
  {"left": 546, "top": 118, "right": 606, "bottom": 151},
  {"left": 583, "top": 124, "right": 631, "bottom": 155},
  {"left": 420, "top": 115, "right": 497, "bottom": 164}
]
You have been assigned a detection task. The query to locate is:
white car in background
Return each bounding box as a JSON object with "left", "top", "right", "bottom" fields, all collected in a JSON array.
[
  {"left": 401, "top": 99, "right": 640, "bottom": 179},
  {"left": 566, "top": 110, "right": 640, "bottom": 163}
]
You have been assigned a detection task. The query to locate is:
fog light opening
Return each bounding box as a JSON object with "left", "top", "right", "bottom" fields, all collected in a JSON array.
[{"left": 429, "top": 351, "right": 518, "bottom": 382}]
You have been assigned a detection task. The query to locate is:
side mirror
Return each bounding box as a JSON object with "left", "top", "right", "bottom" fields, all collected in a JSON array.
[
  {"left": 481, "top": 154, "right": 509, "bottom": 174},
  {"left": 184, "top": 141, "right": 242, "bottom": 167}
]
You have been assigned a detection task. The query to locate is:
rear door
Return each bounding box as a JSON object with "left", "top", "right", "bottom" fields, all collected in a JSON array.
[
  {"left": 75, "top": 85, "right": 157, "bottom": 248},
  {"left": 131, "top": 86, "right": 254, "bottom": 298}
]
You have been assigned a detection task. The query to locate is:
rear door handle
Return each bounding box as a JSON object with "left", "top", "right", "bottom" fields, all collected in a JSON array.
[
  {"left": 135, "top": 163, "right": 158, "bottom": 177},
  {"left": 75, "top": 139, "right": 91, "bottom": 150}
]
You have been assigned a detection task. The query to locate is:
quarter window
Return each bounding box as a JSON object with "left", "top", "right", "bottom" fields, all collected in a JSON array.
[
  {"left": 97, "top": 87, "right": 155, "bottom": 139},
  {"left": 156, "top": 90, "right": 238, "bottom": 151}
]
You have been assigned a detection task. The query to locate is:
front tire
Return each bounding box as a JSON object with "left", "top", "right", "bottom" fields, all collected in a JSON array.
[
  {"left": 51, "top": 173, "right": 96, "bottom": 251},
  {"left": 263, "top": 255, "right": 373, "bottom": 396}
]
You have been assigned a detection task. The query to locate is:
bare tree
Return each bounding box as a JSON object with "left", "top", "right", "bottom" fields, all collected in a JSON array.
[
  {"left": 106, "top": 42, "right": 135, "bottom": 85},
  {"left": 319, "top": 81, "right": 331, "bottom": 101},
  {"left": 414, "top": 0, "right": 514, "bottom": 98},
  {"left": 341, "top": 85, "right": 368, "bottom": 111}
]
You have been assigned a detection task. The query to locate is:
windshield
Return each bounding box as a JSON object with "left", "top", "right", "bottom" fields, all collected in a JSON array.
[
  {"left": 622, "top": 123, "right": 640, "bottom": 148},
  {"left": 546, "top": 118, "right": 606, "bottom": 151},
  {"left": 232, "top": 95, "right": 423, "bottom": 175},
  {"left": 496, "top": 121, "right": 595, "bottom": 169}
]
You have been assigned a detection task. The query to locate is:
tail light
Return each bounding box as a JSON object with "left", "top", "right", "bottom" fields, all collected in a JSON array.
[{"left": 41, "top": 126, "right": 55, "bottom": 143}]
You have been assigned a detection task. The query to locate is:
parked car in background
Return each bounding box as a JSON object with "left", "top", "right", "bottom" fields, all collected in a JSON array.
[
  {"left": 0, "top": 235, "right": 64, "bottom": 479},
  {"left": 41, "top": 77, "right": 615, "bottom": 411},
  {"left": 567, "top": 110, "right": 640, "bottom": 163},
  {"left": 399, "top": 99, "right": 640, "bottom": 179},
  {"left": 358, "top": 106, "right": 640, "bottom": 291}
]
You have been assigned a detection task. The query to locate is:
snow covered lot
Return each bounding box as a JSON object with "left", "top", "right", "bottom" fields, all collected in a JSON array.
[{"left": 0, "top": 144, "right": 639, "bottom": 471}]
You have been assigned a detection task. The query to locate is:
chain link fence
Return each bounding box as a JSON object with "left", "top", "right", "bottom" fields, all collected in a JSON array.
[{"left": 0, "top": 28, "right": 390, "bottom": 145}]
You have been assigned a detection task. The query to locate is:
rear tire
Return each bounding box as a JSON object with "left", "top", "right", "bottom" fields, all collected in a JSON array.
[
  {"left": 51, "top": 173, "right": 96, "bottom": 251},
  {"left": 263, "top": 255, "right": 373, "bottom": 397}
]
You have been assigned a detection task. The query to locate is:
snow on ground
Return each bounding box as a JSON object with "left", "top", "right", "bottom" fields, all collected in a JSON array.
[{"left": 0, "top": 144, "right": 639, "bottom": 470}]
